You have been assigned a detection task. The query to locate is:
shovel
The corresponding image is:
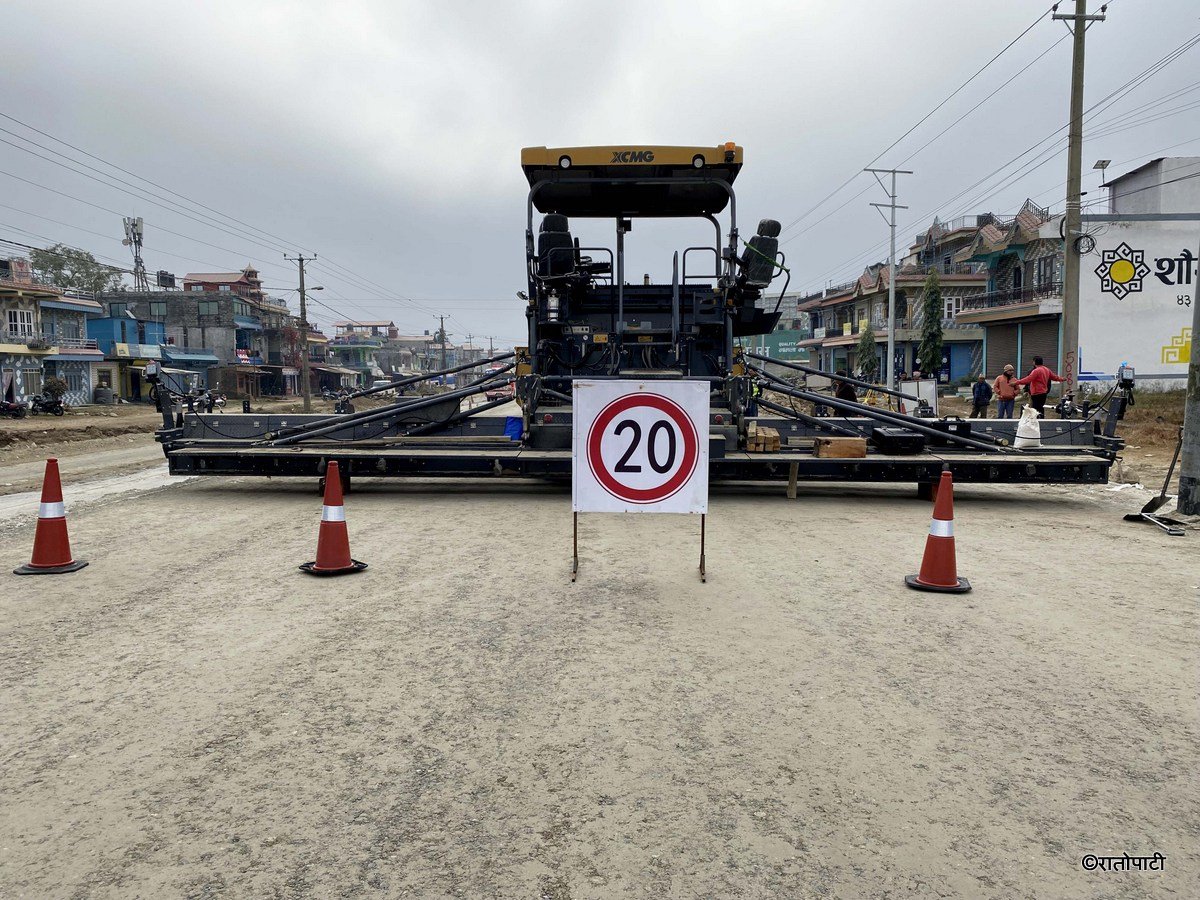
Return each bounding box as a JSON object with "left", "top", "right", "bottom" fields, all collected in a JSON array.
[
  {"left": 1141, "top": 427, "right": 1184, "bottom": 514},
  {"left": 1122, "top": 427, "right": 1186, "bottom": 536}
]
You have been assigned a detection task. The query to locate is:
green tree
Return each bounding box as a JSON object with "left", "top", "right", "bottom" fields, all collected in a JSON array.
[
  {"left": 29, "top": 244, "right": 124, "bottom": 293},
  {"left": 916, "top": 268, "right": 944, "bottom": 377},
  {"left": 856, "top": 322, "right": 878, "bottom": 381}
]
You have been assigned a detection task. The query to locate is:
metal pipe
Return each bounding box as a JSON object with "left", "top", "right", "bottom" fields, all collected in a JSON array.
[
  {"left": 265, "top": 377, "right": 513, "bottom": 446},
  {"left": 756, "top": 398, "right": 861, "bottom": 437},
  {"left": 758, "top": 367, "right": 1012, "bottom": 448},
  {"left": 402, "top": 396, "right": 514, "bottom": 436},
  {"left": 756, "top": 373, "right": 1009, "bottom": 454},
  {"left": 747, "top": 352, "right": 925, "bottom": 405},
  {"left": 343, "top": 352, "right": 515, "bottom": 400}
]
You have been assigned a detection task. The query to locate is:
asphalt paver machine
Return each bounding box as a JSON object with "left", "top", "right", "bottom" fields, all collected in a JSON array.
[{"left": 155, "top": 144, "right": 1121, "bottom": 493}]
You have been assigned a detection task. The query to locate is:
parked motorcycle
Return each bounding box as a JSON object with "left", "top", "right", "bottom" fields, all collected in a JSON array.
[
  {"left": 194, "top": 390, "right": 227, "bottom": 413},
  {"left": 1, "top": 398, "right": 29, "bottom": 418},
  {"left": 29, "top": 394, "right": 66, "bottom": 416}
]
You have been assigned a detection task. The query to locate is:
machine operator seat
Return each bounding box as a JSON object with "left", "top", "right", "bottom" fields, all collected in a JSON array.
[
  {"left": 739, "top": 218, "right": 782, "bottom": 288},
  {"left": 538, "top": 214, "right": 575, "bottom": 278}
]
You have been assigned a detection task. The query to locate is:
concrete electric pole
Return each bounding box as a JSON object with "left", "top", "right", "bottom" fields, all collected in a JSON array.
[
  {"left": 438, "top": 315, "right": 448, "bottom": 371},
  {"left": 1178, "top": 246, "right": 1200, "bottom": 515},
  {"left": 1054, "top": 0, "right": 1106, "bottom": 395},
  {"left": 285, "top": 252, "right": 316, "bottom": 413},
  {"left": 865, "top": 167, "right": 912, "bottom": 390}
]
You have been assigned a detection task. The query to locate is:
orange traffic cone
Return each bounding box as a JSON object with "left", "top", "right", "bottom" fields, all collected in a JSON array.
[
  {"left": 14, "top": 459, "right": 88, "bottom": 576},
  {"left": 299, "top": 461, "right": 366, "bottom": 576},
  {"left": 905, "top": 470, "right": 970, "bottom": 593}
]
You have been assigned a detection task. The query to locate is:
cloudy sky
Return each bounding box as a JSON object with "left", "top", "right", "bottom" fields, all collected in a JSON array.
[{"left": 3, "top": 0, "right": 1199, "bottom": 347}]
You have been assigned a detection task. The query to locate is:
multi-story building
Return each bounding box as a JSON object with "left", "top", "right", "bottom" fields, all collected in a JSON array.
[
  {"left": 2, "top": 258, "right": 62, "bottom": 403},
  {"left": 954, "top": 200, "right": 1065, "bottom": 378},
  {"left": 86, "top": 307, "right": 167, "bottom": 401},
  {"left": 39, "top": 295, "right": 105, "bottom": 406},
  {"left": 799, "top": 263, "right": 986, "bottom": 382},
  {"left": 328, "top": 321, "right": 393, "bottom": 385},
  {"left": 377, "top": 332, "right": 436, "bottom": 374}
]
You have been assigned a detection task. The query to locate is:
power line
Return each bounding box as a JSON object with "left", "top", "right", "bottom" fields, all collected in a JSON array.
[
  {"left": 778, "top": 3, "right": 1059, "bottom": 237},
  {"left": 795, "top": 28, "right": 1200, "bottom": 292}
]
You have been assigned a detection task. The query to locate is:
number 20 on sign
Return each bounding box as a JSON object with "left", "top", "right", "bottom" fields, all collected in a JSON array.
[{"left": 572, "top": 380, "right": 710, "bottom": 514}]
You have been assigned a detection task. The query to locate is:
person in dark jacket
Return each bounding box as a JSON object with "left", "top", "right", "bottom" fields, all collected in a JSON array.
[
  {"left": 832, "top": 371, "right": 858, "bottom": 405},
  {"left": 970, "top": 373, "right": 993, "bottom": 418}
]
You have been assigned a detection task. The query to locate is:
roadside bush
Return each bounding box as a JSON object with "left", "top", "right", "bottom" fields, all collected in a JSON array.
[{"left": 43, "top": 376, "right": 69, "bottom": 400}]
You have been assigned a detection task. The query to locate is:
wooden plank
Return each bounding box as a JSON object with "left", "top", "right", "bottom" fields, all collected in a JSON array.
[
  {"left": 787, "top": 461, "right": 799, "bottom": 499},
  {"left": 814, "top": 437, "right": 868, "bottom": 458}
]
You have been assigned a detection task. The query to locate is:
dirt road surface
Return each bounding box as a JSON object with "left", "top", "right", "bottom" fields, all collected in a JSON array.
[{"left": 1, "top": 465, "right": 1196, "bottom": 898}]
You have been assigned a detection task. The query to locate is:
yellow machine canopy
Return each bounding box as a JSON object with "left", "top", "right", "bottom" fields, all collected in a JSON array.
[{"left": 521, "top": 144, "right": 743, "bottom": 218}]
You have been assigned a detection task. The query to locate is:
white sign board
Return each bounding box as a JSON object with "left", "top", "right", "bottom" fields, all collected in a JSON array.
[
  {"left": 1079, "top": 219, "right": 1196, "bottom": 382},
  {"left": 572, "top": 379, "right": 709, "bottom": 514}
]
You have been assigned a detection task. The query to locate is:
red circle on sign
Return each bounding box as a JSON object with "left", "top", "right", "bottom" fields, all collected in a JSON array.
[{"left": 586, "top": 393, "right": 699, "bottom": 503}]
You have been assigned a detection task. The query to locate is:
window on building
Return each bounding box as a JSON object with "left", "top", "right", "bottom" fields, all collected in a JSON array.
[
  {"left": 218, "top": 285, "right": 231, "bottom": 292},
  {"left": 943, "top": 296, "right": 962, "bottom": 319},
  {"left": 190, "top": 285, "right": 203, "bottom": 292},
  {"left": 942, "top": 254, "right": 953, "bottom": 274},
  {"left": 24, "top": 370, "right": 42, "bottom": 396},
  {"left": 1036, "top": 255, "right": 1056, "bottom": 290},
  {"left": 66, "top": 371, "right": 83, "bottom": 393},
  {"left": 7, "top": 308, "right": 34, "bottom": 336},
  {"left": 233, "top": 300, "right": 251, "bottom": 317},
  {"left": 197, "top": 300, "right": 218, "bottom": 316},
  {"left": 109, "top": 303, "right": 128, "bottom": 317},
  {"left": 149, "top": 301, "right": 167, "bottom": 318}
]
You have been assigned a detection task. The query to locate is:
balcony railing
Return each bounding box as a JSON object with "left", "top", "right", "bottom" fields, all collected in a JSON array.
[
  {"left": 960, "top": 282, "right": 1063, "bottom": 311},
  {"left": 2, "top": 329, "right": 53, "bottom": 348},
  {"left": 330, "top": 334, "right": 384, "bottom": 347},
  {"left": 50, "top": 336, "right": 99, "bottom": 350}
]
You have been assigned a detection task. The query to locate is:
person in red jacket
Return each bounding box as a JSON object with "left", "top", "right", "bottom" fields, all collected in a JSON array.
[{"left": 1014, "top": 355, "right": 1063, "bottom": 419}]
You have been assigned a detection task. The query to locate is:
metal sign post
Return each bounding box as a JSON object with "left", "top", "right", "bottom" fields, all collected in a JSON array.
[{"left": 571, "top": 379, "right": 710, "bottom": 581}]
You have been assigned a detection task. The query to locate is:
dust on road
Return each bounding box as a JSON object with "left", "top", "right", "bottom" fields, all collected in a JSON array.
[{"left": 1, "top": 473, "right": 1196, "bottom": 898}]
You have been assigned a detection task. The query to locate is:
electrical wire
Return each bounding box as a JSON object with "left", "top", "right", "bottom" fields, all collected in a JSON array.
[{"left": 778, "top": 3, "right": 1060, "bottom": 237}]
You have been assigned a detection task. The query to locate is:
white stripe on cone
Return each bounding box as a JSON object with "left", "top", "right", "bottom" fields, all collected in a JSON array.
[
  {"left": 929, "top": 518, "right": 954, "bottom": 538},
  {"left": 39, "top": 501, "right": 66, "bottom": 519},
  {"left": 322, "top": 505, "right": 346, "bottom": 522}
]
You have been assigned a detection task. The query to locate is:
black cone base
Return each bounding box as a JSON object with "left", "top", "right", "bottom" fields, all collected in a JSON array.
[
  {"left": 299, "top": 559, "right": 368, "bottom": 577},
  {"left": 905, "top": 573, "right": 971, "bottom": 594},
  {"left": 14, "top": 559, "right": 89, "bottom": 576}
]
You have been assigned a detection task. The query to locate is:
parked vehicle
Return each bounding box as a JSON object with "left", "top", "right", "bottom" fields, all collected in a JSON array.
[
  {"left": 1, "top": 398, "right": 29, "bottom": 418},
  {"left": 485, "top": 382, "right": 515, "bottom": 401},
  {"left": 29, "top": 394, "right": 67, "bottom": 416},
  {"left": 201, "top": 390, "right": 227, "bottom": 413}
]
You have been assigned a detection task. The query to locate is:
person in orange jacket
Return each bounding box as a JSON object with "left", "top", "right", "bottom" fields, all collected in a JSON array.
[
  {"left": 992, "top": 364, "right": 1019, "bottom": 418},
  {"left": 1014, "top": 355, "right": 1063, "bottom": 419}
]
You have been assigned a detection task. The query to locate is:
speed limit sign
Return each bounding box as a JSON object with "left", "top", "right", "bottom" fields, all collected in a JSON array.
[{"left": 572, "top": 380, "right": 709, "bottom": 514}]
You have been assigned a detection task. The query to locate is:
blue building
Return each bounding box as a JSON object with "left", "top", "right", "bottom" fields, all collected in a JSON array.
[{"left": 87, "top": 310, "right": 166, "bottom": 401}]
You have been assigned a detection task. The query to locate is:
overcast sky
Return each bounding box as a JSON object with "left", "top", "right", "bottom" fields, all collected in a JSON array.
[{"left": 3, "top": 0, "right": 1199, "bottom": 346}]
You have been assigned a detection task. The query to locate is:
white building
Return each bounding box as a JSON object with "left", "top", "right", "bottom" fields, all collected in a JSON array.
[{"left": 1078, "top": 157, "right": 1199, "bottom": 385}]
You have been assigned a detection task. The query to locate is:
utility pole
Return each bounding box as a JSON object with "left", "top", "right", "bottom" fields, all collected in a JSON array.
[
  {"left": 1054, "top": 0, "right": 1106, "bottom": 395},
  {"left": 866, "top": 167, "right": 912, "bottom": 390},
  {"left": 438, "top": 315, "right": 448, "bottom": 371},
  {"left": 1178, "top": 239, "right": 1200, "bottom": 514},
  {"left": 285, "top": 252, "right": 315, "bottom": 413}
]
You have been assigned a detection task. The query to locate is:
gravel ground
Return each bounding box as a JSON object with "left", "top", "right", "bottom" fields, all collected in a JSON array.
[{"left": 0, "top": 472, "right": 1196, "bottom": 899}]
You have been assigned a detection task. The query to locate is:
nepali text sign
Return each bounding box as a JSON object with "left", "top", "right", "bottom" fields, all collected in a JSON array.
[{"left": 1080, "top": 219, "right": 1195, "bottom": 381}]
